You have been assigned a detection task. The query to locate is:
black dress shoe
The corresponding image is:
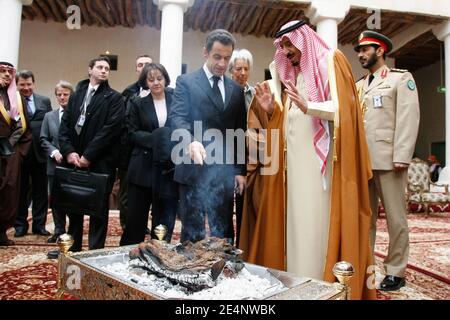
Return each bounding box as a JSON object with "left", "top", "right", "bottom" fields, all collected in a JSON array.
[
  {"left": 47, "top": 250, "right": 60, "bottom": 259},
  {"left": 47, "top": 234, "right": 60, "bottom": 243},
  {"left": 379, "top": 275, "right": 406, "bottom": 291},
  {"left": 33, "top": 228, "right": 51, "bottom": 236},
  {"left": 14, "top": 229, "right": 27, "bottom": 237},
  {"left": 0, "top": 239, "right": 15, "bottom": 246}
]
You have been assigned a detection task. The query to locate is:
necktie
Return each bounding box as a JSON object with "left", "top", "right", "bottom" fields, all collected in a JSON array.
[
  {"left": 82, "top": 87, "right": 95, "bottom": 111},
  {"left": 26, "top": 97, "right": 34, "bottom": 116},
  {"left": 368, "top": 74, "right": 374, "bottom": 86},
  {"left": 212, "top": 76, "right": 224, "bottom": 109},
  {"left": 75, "top": 88, "right": 95, "bottom": 135}
]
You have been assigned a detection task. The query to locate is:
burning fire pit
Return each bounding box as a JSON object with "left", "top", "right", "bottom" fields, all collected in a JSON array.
[{"left": 56, "top": 234, "right": 352, "bottom": 300}]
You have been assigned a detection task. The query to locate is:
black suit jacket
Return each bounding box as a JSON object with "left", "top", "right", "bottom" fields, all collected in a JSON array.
[
  {"left": 121, "top": 81, "right": 140, "bottom": 100},
  {"left": 168, "top": 68, "right": 246, "bottom": 185},
  {"left": 118, "top": 81, "right": 141, "bottom": 170},
  {"left": 25, "top": 93, "right": 52, "bottom": 163},
  {"left": 59, "top": 79, "right": 125, "bottom": 178},
  {"left": 127, "top": 87, "right": 174, "bottom": 188}
]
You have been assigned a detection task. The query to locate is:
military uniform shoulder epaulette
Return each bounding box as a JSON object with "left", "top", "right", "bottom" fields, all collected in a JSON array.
[{"left": 390, "top": 68, "right": 408, "bottom": 73}]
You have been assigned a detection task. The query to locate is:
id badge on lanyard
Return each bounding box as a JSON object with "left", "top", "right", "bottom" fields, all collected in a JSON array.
[
  {"left": 78, "top": 106, "right": 86, "bottom": 127},
  {"left": 373, "top": 95, "right": 383, "bottom": 108},
  {"left": 77, "top": 114, "right": 86, "bottom": 127}
]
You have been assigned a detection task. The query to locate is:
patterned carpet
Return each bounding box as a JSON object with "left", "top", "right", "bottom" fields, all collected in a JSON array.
[
  {"left": 375, "top": 212, "right": 450, "bottom": 300},
  {"left": 0, "top": 210, "right": 449, "bottom": 300}
]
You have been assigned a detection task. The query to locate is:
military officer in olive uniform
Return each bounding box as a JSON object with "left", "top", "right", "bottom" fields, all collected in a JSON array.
[{"left": 355, "top": 31, "right": 420, "bottom": 291}]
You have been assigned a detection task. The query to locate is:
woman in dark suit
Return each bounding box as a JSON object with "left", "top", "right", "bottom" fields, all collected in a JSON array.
[{"left": 120, "top": 63, "right": 178, "bottom": 245}]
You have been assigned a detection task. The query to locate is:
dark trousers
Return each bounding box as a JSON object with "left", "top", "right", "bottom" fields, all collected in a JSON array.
[
  {"left": 120, "top": 182, "right": 177, "bottom": 245},
  {"left": 15, "top": 151, "right": 48, "bottom": 232},
  {"left": 48, "top": 176, "right": 66, "bottom": 235},
  {"left": 117, "top": 169, "right": 128, "bottom": 229},
  {"left": 120, "top": 183, "right": 152, "bottom": 246},
  {"left": 179, "top": 177, "right": 234, "bottom": 243},
  {"left": 68, "top": 206, "right": 109, "bottom": 252}
]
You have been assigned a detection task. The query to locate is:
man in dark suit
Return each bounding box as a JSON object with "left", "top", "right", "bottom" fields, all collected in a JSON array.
[
  {"left": 169, "top": 29, "right": 247, "bottom": 244},
  {"left": 118, "top": 54, "right": 153, "bottom": 232},
  {"left": 122, "top": 55, "right": 153, "bottom": 100},
  {"left": 59, "top": 56, "right": 124, "bottom": 252},
  {"left": 14, "top": 70, "right": 52, "bottom": 237},
  {"left": 40, "top": 81, "right": 74, "bottom": 247}
]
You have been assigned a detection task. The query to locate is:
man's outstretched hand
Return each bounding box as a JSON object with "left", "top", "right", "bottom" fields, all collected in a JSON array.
[
  {"left": 255, "top": 82, "right": 275, "bottom": 116},
  {"left": 284, "top": 80, "right": 307, "bottom": 114}
]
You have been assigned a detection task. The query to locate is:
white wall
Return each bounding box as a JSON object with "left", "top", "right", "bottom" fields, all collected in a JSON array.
[
  {"left": 19, "top": 21, "right": 160, "bottom": 106},
  {"left": 18, "top": 20, "right": 275, "bottom": 107},
  {"left": 412, "top": 61, "right": 446, "bottom": 160}
]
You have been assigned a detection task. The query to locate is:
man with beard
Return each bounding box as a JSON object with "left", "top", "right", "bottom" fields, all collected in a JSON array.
[
  {"left": 240, "top": 20, "right": 375, "bottom": 299},
  {"left": 355, "top": 31, "right": 420, "bottom": 291},
  {"left": 0, "top": 61, "right": 32, "bottom": 246}
]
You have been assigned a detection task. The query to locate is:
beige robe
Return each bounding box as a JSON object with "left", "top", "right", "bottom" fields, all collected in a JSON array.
[{"left": 286, "top": 72, "right": 334, "bottom": 279}]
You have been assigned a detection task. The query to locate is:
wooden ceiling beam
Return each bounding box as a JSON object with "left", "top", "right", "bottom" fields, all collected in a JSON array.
[
  {"left": 211, "top": 1, "right": 229, "bottom": 30},
  {"left": 241, "top": 6, "right": 265, "bottom": 36},
  {"left": 93, "top": 0, "right": 115, "bottom": 27},
  {"left": 135, "top": 0, "right": 145, "bottom": 26},
  {"left": 253, "top": 6, "right": 272, "bottom": 37},
  {"left": 22, "top": 6, "right": 34, "bottom": 21},
  {"left": 77, "top": 0, "right": 93, "bottom": 26},
  {"left": 115, "top": 0, "right": 127, "bottom": 27},
  {"left": 188, "top": 0, "right": 208, "bottom": 30},
  {"left": 85, "top": 0, "right": 107, "bottom": 27},
  {"left": 103, "top": 0, "right": 120, "bottom": 26},
  {"left": 47, "top": 0, "right": 66, "bottom": 22},
  {"left": 144, "top": 0, "right": 154, "bottom": 27},
  {"left": 222, "top": 3, "right": 239, "bottom": 32},
  {"left": 34, "top": 0, "right": 57, "bottom": 22},
  {"left": 199, "top": 0, "right": 217, "bottom": 33},
  {"left": 124, "top": 0, "right": 136, "bottom": 28}
]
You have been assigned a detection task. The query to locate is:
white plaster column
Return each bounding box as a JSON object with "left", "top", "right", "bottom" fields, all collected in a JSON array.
[
  {"left": 305, "top": 0, "right": 350, "bottom": 49},
  {"left": 0, "top": 0, "right": 32, "bottom": 67},
  {"left": 154, "top": 0, "right": 193, "bottom": 87},
  {"left": 433, "top": 20, "right": 450, "bottom": 169}
]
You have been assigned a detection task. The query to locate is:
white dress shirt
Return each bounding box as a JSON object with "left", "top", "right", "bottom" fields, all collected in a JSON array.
[
  {"left": 59, "top": 106, "right": 64, "bottom": 122},
  {"left": 153, "top": 98, "right": 167, "bottom": 128},
  {"left": 203, "top": 64, "right": 225, "bottom": 103}
]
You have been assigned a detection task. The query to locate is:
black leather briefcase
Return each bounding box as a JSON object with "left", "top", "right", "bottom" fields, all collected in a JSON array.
[{"left": 53, "top": 166, "right": 110, "bottom": 219}]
